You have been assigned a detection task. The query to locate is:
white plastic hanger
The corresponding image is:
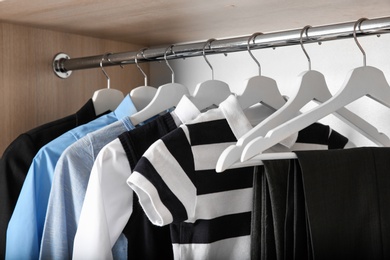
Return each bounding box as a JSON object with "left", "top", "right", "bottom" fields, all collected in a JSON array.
[
  {"left": 216, "top": 32, "right": 287, "bottom": 172},
  {"left": 241, "top": 18, "right": 390, "bottom": 162},
  {"left": 217, "top": 23, "right": 390, "bottom": 172},
  {"left": 189, "top": 38, "right": 231, "bottom": 111},
  {"left": 294, "top": 26, "right": 390, "bottom": 147},
  {"left": 129, "top": 48, "right": 157, "bottom": 111},
  {"left": 130, "top": 45, "right": 190, "bottom": 126},
  {"left": 236, "top": 32, "right": 286, "bottom": 110},
  {"left": 92, "top": 53, "right": 125, "bottom": 115}
]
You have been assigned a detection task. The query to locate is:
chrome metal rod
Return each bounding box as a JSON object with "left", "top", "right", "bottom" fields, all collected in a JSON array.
[{"left": 53, "top": 16, "right": 390, "bottom": 77}]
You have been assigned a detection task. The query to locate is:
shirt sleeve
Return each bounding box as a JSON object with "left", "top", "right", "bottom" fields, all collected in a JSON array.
[
  {"left": 39, "top": 141, "right": 94, "bottom": 260},
  {"left": 72, "top": 139, "right": 134, "bottom": 260},
  {"left": 6, "top": 137, "right": 72, "bottom": 260},
  {"left": 127, "top": 128, "right": 197, "bottom": 226},
  {"left": 0, "top": 134, "right": 38, "bottom": 259}
]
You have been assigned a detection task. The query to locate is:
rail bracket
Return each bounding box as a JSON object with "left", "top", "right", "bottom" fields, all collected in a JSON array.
[{"left": 53, "top": 53, "right": 72, "bottom": 79}]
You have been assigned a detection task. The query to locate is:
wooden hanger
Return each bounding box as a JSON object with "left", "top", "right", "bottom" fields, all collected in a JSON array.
[
  {"left": 129, "top": 48, "right": 157, "bottom": 111},
  {"left": 130, "top": 45, "right": 189, "bottom": 126},
  {"left": 188, "top": 39, "right": 231, "bottom": 111},
  {"left": 92, "top": 53, "right": 125, "bottom": 116},
  {"left": 240, "top": 18, "right": 390, "bottom": 162}
]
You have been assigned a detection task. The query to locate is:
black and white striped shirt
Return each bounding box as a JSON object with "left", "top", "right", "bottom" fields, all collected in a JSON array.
[{"left": 129, "top": 95, "right": 255, "bottom": 259}]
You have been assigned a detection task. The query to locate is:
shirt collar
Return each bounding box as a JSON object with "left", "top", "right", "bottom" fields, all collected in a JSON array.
[
  {"left": 113, "top": 94, "right": 138, "bottom": 120},
  {"left": 219, "top": 94, "right": 253, "bottom": 140},
  {"left": 171, "top": 95, "right": 201, "bottom": 126},
  {"left": 76, "top": 98, "right": 99, "bottom": 125}
]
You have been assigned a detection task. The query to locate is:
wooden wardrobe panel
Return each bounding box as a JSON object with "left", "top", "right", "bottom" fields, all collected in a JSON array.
[{"left": 0, "top": 22, "right": 149, "bottom": 156}]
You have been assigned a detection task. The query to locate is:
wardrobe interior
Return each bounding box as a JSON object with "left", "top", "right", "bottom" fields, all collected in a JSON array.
[
  {"left": 3, "top": 1, "right": 390, "bottom": 259},
  {"left": 0, "top": 23, "right": 147, "bottom": 155},
  {"left": 0, "top": 2, "right": 388, "bottom": 154},
  {"left": 2, "top": 2, "right": 390, "bottom": 155}
]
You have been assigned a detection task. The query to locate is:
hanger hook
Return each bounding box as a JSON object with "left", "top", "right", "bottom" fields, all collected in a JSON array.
[
  {"left": 106, "top": 53, "right": 124, "bottom": 69},
  {"left": 100, "top": 52, "right": 112, "bottom": 89},
  {"left": 140, "top": 48, "right": 152, "bottom": 61},
  {"left": 299, "top": 25, "right": 312, "bottom": 71},
  {"left": 135, "top": 48, "right": 148, "bottom": 86},
  {"left": 164, "top": 44, "right": 175, "bottom": 83},
  {"left": 353, "top": 17, "right": 368, "bottom": 67},
  {"left": 247, "top": 32, "right": 263, "bottom": 76},
  {"left": 202, "top": 38, "right": 216, "bottom": 80}
]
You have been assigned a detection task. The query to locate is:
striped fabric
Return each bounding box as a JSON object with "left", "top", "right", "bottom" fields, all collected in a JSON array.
[{"left": 129, "top": 102, "right": 255, "bottom": 260}]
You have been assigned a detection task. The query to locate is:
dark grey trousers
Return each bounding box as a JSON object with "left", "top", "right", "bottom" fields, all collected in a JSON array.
[{"left": 252, "top": 148, "right": 390, "bottom": 260}]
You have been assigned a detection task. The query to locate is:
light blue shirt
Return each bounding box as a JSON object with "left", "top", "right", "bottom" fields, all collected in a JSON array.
[
  {"left": 39, "top": 117, "right": 136, "bottom": 260},
  {"left": 6, "top": 95, "right": 137, "bottom": 260}
]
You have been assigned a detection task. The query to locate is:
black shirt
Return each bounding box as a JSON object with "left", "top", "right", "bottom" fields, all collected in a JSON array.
[{"left": 0, "top": 99, "right": 97, "bottom": 258}]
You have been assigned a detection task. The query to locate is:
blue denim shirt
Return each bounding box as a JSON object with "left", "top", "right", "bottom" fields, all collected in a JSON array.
[
  {"left": 39, "top": 117, "right": 136, "bottom": 260},
  {"left": 6, "top": 95, "right": 137, "bottom": 260}
]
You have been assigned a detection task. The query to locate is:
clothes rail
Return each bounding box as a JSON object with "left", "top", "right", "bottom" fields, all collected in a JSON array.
[{"left": 53, "top": 16, "right": 390, "bottom": 78}]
